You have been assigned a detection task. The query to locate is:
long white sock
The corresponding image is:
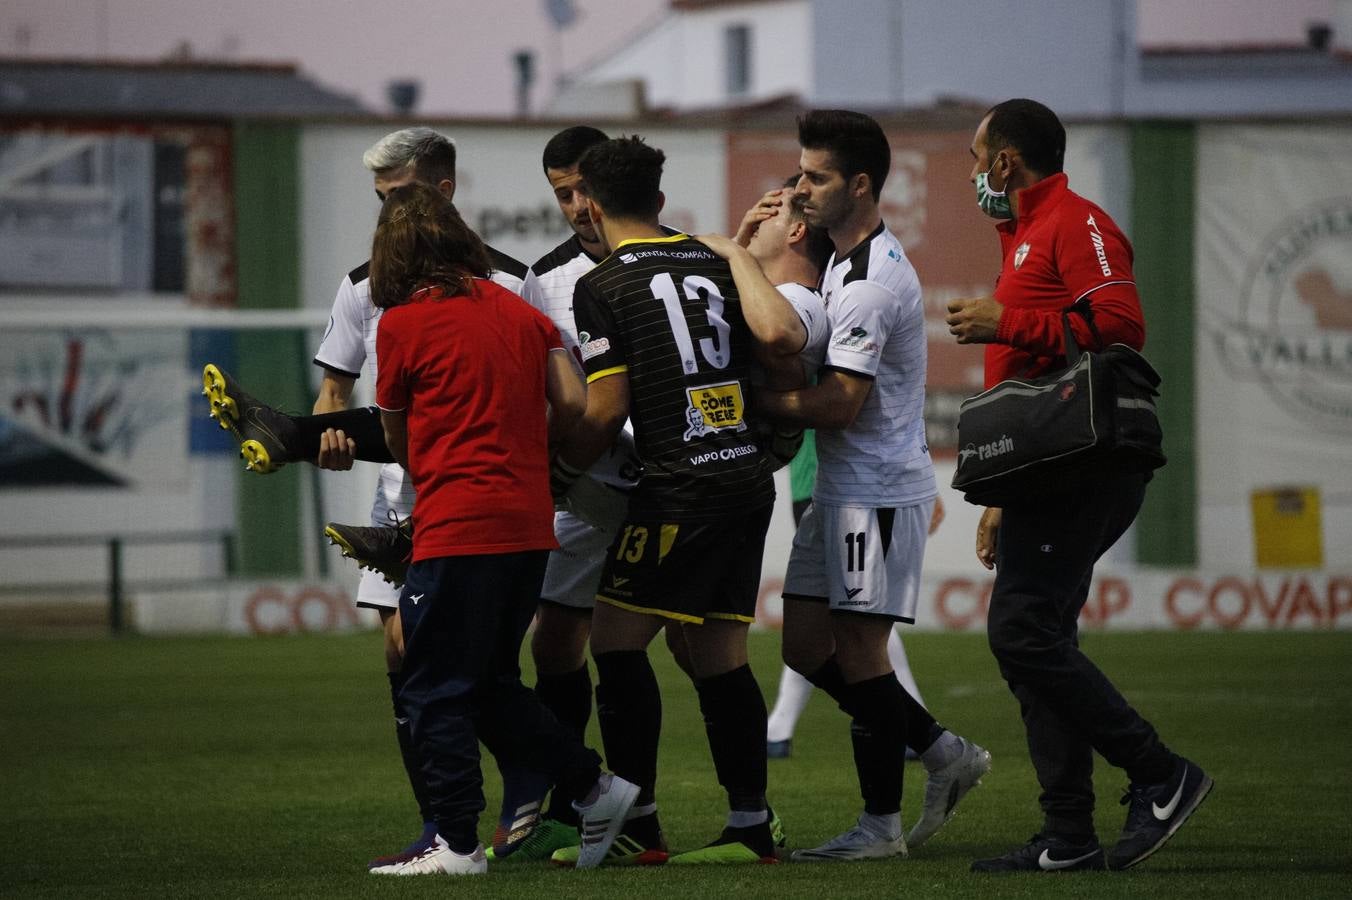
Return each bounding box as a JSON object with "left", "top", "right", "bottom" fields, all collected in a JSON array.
[
  {"left": 887, "top": 627, "right": 925, "bottom": 708},
  {"left": 765, "top": 664, "right": 814, "bottom": 742}
]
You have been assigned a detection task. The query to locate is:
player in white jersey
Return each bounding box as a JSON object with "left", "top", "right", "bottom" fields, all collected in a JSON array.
[
  {"left": 754, "top": 111, "right": 991, "bottom": 861},
  {"left": 723, "top": 180, "right": 942, "bottom": 761},
  {"left": 465, "top": 125, "right": 649, "bottom": 861}
]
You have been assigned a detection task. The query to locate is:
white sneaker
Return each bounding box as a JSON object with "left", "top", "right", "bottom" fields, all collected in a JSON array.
[
  {"left": 791, "top": 816, "right": 907, "bottom": 862},
  {"left": 573, "top": 773, "right": 641, "bottom": 870},
  {"left": 907, "top": 737, "right": 992, "bottom": 848},
  {"left": 375, "top": 835, "right": 488, "bottom": 876}
]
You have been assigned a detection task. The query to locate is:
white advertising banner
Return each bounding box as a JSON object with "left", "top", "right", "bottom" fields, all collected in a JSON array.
[
  {"left": 755, "top": 569, "right": 1352, "bottom": 633},
  {"left": 1195, "top": 124, "right": 1352, "bottom": 568},
  {"left": 135, "top": 580, "right": 380, "bottom": 635},
  {"left": 132, "top": 571, "right": 1351, "bottom": 636}
]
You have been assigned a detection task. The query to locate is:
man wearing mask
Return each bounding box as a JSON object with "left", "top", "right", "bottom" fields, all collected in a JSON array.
[{"left": 947, "top": 98, "right": 1211, "bottom": 874}]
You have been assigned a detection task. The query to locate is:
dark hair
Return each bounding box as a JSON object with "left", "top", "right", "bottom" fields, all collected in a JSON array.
[
  {"left": 369, "top": 183, "right": 491, "bottom": 309},
  {"left": 797, "top": 109, "right": 890, "bottom": 201},
  {"left": 780, "top": 175, "right": 834, "bottom": 270},
  {"left": 411, "top": 136, "right": 457, "bottom": 186},
  {"left": 577, "top": 136, "right": 665, "bottom": 220},
  {"left": 984, "top": 98, "right": 1065, "bottom": 175},
  {"left": 542, "top": 125, "right": 609, "bottom": 172},
  {"left": 787, "top": 196, "right": 836, "bottom": 272}
]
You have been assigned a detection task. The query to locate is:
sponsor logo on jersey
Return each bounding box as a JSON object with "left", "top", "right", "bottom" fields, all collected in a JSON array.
[
  {"left": 688, "top": 443, "right": 759, "bottom": 466},
  {"left": 833, "top": 325, "right": 880, "bottom": 353},
  {"left": 681, "top": 381, "right": 748, "bottom": 441},
  {"left": 1014, "top": 242, "right": 1031, "bottom": 269},
  {"left": 1087, "top": 214, "right": 1112, "bottom": 276},
  {"left": 618, "top": 247, "right": 715, "bottom": 264},
  {"left": 577, "top": 330, "right": 611, "bottom": 362}
]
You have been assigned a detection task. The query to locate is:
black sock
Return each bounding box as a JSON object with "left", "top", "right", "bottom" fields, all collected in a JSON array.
[
  {"left": 536, "top": 664, "right": 593, "bottom": 740},
  {"left": 537, "top": 664, "right": 592, "bottom": 825},
  {"left": 842, "top": 674, "right": 909, "bottom": 816},
  {"left": 593, "top": 650, "right": 662, "bottom": 807},
  {"left": 388, "top": 671, "right": 433, "bottom": 824},
  {"left": 622, "top": 811, "right": 666, "bottom": 850},
  {"left": 694, "top": 665, "right": 768, "bottom": 812},
  {"left": 292, "top": 406, "right": 394, "bottom": 464},
  {"left": 805, "top": 655, "right": 851, "bottom": 707},
  {"left": 900, "top": 685, "right": 944, "bottom": 753},
  {"left": 713, "top": 821, "right": 776, "bottom": 858}
]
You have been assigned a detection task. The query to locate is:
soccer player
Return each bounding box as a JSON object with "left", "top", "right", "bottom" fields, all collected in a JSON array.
[
  {"left": 202, "top": 127, "right": 542, "bottom": 869},
  {"left": 363, "top": 182, "right": 636, "bottom": 875},
  {"left": 728, "top": 184, "right": 942, "bottom": 762},
  {"left": 495, "top": 125, "right": 647, "bottom": 858},
  {"left": 948, "top": 98, "right": 1211, "bottom": 873},
  {"left": 550, "top": 136, "right": 801, "bottom": 865},
  {"left": 755, "top": 110, "right": 991, "bottom": 861}
]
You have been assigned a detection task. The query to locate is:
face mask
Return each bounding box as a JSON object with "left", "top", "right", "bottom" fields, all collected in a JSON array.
[{"left": 976, "top": 159, "right": 1013, "bottom": 221}]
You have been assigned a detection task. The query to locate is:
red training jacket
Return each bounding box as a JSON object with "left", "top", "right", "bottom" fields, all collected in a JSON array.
[{"left": 986, "top": 173, "right": 1145, "bottom": 388}]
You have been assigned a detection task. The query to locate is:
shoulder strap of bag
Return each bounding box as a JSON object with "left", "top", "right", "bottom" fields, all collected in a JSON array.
[{"left": 1061, "top": 296, "right": 1106, "bottom": 365}]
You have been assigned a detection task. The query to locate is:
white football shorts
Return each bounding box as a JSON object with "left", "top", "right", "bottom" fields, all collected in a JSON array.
[
  {"left": 782, "top": 500, "right": 934, "bottom": 624},
  {"left": 541, "top": 501, "right": 627, "bottom": 609}
]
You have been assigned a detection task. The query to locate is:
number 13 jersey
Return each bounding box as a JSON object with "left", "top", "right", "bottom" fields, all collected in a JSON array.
[{"left": 572, "top": 234, "right": 774, "bottom": 523}]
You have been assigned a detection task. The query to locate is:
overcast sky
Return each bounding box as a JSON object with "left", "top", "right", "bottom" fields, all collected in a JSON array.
[{"left": 1, "top": 0, "right": 1337, "bottom": 116}]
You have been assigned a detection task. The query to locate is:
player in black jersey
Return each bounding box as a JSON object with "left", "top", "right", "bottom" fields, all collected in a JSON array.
[{"left": 550, "top": 136, "right": 800, "bottom": 866}]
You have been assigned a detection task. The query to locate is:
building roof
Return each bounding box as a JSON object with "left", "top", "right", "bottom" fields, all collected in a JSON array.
[{"left": 0, "top": 58, "right": 367, "bottom": 120}]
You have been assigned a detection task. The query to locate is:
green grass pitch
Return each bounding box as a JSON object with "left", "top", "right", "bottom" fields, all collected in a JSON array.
[{"left": 2, "top": 629, "right": 1349, "bottom": 898}]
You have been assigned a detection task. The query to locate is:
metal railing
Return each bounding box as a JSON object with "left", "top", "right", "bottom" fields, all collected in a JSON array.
[{"left": 0, "top": 530, "right": 236, "bottom": 635}]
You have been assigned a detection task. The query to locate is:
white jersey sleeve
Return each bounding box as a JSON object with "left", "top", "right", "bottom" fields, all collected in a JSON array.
[
  {"left": 776, "top": 282, "right": 830, "bottom": 377},
  {"left": 313, "top": 263, "right": 376, "bottom": 379},
  {"left": 822, "top": 279, "right": 899, "bottom": 379}
]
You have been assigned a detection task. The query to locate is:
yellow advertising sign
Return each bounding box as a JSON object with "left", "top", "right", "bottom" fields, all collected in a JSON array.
[{"left": 1251, "top": 486, "right": 1323, "bottom": 569}]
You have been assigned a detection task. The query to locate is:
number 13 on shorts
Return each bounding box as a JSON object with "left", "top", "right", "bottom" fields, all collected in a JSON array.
[{"left": 614, "top": 523, "right": 680, "bottom": 565}]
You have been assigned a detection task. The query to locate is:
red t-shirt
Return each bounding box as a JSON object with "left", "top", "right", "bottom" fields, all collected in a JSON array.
[
  {"left": 986, "top": 173, "right": 1146, "bottom": 387},
  {"left": 375, "top": 280, "right": 562, "bottom": 561}
]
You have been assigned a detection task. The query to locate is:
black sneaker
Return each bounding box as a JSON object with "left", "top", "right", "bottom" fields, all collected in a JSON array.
[
  {"left": 325, "top": 517, "right": 413, "bottom": 587},
  {"left": 202, "top": 364, "right": 302, "bottom": 473},
  {"left": 1107, "top": 756, "right": 1212, "bottom": 870},
  {"left": 971, "top": 833, "right": 1106, "bottom": 873}
]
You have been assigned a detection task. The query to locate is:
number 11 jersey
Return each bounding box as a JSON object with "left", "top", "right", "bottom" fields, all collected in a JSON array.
[{"left": 572, "top": 233, "right": 773, "bottom": 523}]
